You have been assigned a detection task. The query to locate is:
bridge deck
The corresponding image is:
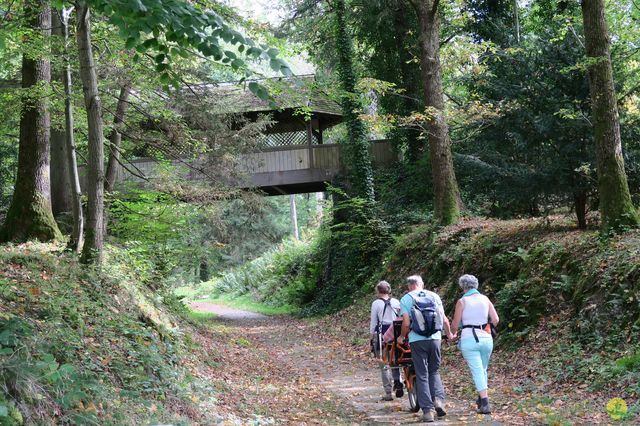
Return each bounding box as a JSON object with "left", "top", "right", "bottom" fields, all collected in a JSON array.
[{"left": 96, "top": 140, "right": 396, "bottom": 195}]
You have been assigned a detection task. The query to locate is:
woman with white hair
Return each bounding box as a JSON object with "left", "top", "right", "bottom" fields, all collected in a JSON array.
[{"left": 451, "top": 274, "right": 499, "bottom": 415}]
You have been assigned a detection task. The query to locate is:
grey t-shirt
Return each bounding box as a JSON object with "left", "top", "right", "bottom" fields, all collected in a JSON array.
[{"left": 369, "top": 297, "right": 401, "bottom": 334}]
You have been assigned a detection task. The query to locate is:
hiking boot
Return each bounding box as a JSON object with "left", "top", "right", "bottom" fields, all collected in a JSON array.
[
  {"left": 422, "top": 410, "right": 435, "bottom": 423},
  {"left": 434, "top": 397, "right": 446, "bottom": 417},
  {"left": 393, "top": 380, "right": 404, "bottom": 398},
  {"left": 381, "top": 393, "right": 393, "bottom": 401},
  {"left": 477, "top": 397, "right": 491, "bottom": 414},
  {"left": 476, "top": 396, "right": 481, "bottom": 409}
]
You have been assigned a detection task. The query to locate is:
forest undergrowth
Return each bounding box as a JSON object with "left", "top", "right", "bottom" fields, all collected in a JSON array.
[{"left": 0, "top": 242, "right": 271, "bottom": 425}]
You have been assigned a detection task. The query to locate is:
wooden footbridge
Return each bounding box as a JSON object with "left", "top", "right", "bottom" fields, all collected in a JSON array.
[
  {"left": 108, "top": 139, "right": 395, "bottom": 196},
  {"left": 99, "top": 76, "right": 398, "bottom": 196}
]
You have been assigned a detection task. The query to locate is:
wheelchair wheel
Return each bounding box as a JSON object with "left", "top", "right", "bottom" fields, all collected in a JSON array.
[{"left": 405, "top": 366, "right": 420, "bottom": 413}]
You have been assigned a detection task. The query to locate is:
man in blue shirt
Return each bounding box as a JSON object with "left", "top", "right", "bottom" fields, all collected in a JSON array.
[{"left": 397, "top": 275, "right": 454, "bottom": 423}]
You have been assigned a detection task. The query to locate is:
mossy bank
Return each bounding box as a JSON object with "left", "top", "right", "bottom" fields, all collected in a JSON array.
[{"left": 0, "top": 243, "right": 222, "bottom": 425}]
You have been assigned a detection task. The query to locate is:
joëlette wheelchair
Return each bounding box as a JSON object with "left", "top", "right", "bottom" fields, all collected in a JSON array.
[{"left": 380, "top": 319, "right": 420, "bottom": 412}]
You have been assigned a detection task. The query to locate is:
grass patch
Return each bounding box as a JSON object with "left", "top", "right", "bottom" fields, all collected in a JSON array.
[{"left": 187, "top": 310, "right": 218, "bottom": 322}]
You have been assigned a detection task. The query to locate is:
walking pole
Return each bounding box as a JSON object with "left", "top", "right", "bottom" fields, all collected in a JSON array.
[{"left": 377, "top": 322, "right": 384, "bottom": 360}]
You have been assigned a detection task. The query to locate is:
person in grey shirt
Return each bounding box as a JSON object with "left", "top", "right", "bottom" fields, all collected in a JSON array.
[{"left": 370, "top": 280, "right": 403, "bottom": 401}]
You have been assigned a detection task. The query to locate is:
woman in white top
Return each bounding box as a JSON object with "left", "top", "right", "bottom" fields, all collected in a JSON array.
[
  {"left": 451, "top": 274, "right": 499, "bottom": 415},
  {"left": 369, "top": 281, "right": 403, "bottom": 401}
]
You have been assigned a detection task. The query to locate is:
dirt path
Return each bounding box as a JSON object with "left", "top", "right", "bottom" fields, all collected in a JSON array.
[{"left": 190, "top": 303, "right": 501, "bottom": 425}]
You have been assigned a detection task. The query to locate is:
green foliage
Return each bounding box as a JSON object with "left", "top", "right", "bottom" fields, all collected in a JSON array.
[
  {"left": 82, "top": 0, "right": 291, "bottom": 86},
  {"left": 614, "top": 353, "right": 640, "bottom": 373},
  {"left": 108, "top": 190, "right": 318, "bottom": 287},
  {"left": 465, "top": 0, "right": 517, "bottom": 46},
  {"left": 190, "top": 236, "right": 321, "bottom": 309},
  {"left": 0, "top": 316, "right": 97, "bottom": 424},
  {"left": 307, "top": 194, "right": 391, "bottom": 314},
  {"left": 187, "top": 193, "right": 391, "bottom": 316},
  {"left": 455, "top": 7, "right": 596, "bottom": 221},
  {"left": 375, "top": 156, "right": 434, "bottom": 229},
  {"left": 0, "top": 93, "right": 18, "bottom": 212}
]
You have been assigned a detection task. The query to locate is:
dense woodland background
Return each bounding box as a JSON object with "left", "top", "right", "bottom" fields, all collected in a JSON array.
[{"left": 0, "top": 0, "right": 639, "bottom": 423}]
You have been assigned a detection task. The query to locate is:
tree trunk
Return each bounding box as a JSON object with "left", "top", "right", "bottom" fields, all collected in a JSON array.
[
  {"left": 0, "top": 0, "right": 62, "bottom": 243},
  {"left": 290, "top": 194, "right": 299, "bottom": 240},
  {"left": 50, "top": 11, "right": 72, "bottom": 215},
  {"left": 77, "top": 4, "right": 105, "bottom": 264},
  {"left": 50, "top": 129, "right": 71, "bottom": 214},
  {"left": 409, "top": 0, "right": 462, "bottom": 225},
  {"left": 103, "top": 84, "right": 131, "bottom": 237},
  {"left": 333, "top": 0, "right": 375, "bottom": 202},
  {"left": 513, "top": 0, "right": 521, "bottom": 43},
  {"left": 574, "top": 192, "right": 588, "bottom": 230},
  {"left": 61, "top": 8, "right": 84, "bottom": 252},
  {"left": 581, "top": 0, "right": 639, "bottom": 231},
  {"left": 199, "top": 260, "right": 209, "bottom": 282},
  {"left": 316, "top": 192, "right": 324, "bottom": 222},
  {"left": 105, "top": 84, "right": 131, "bottom": 192}
]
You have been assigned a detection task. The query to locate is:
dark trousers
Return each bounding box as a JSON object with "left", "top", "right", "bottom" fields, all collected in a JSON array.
[{"left": 410, "top": 339, "right": 445, "bottom": 412}]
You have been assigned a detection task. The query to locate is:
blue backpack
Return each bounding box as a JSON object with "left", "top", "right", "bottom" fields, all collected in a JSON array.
[{"left": 409, "top": 291, "right": 443, "bottom": 337}]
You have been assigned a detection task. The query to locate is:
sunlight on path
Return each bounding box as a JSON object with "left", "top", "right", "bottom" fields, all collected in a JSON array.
[
  {"left": 250, "top": 322, "right": 501, "bottom": 425},
  {"left": 190, "top": 301, "right": 268, "bottom": 321}
]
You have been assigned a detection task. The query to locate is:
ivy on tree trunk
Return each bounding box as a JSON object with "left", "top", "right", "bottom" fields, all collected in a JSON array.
[
  {"left": 0, "top": 0, "right": 62, "bottom": 243},
  {"left": 333, "top": 0, "right": 375, "bottom": 202},
  {"left": 581, "top": 0, "right": 639, "bottom": 231},
  {"left": 409, "top": 0, "right": 462, "bottom": 225}
]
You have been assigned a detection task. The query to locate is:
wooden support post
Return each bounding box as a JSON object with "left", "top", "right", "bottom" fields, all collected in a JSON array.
[
  {"left": 307, "top": 120, "right": 314, "bottom": 169},
  {"left": 312, "top": 118, "right": 323, "bottom": 144}
]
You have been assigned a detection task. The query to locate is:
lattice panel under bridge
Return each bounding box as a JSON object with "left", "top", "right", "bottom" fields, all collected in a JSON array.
[{"left": 259, "top": 131, "right": 319, "bottom": 148}]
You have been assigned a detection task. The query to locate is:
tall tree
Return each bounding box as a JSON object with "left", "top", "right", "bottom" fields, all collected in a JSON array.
[
  {"left": 50, "top": 11, "right": 72, "bottom": 215},
  {"left": 0, "top": 0, "right": 62, "bottom": 242},
  {"left": 60, "top": 7, "right": 84, "bottom": 251},
  {"left": 581, "top": 0, "right": 639, "bottom": 230},
  {"left": 76, "top": 3, "right": 105, "bottom": 263},
  {"left": 333, "top": 0, "right": 375, "bottom": 202},
  {"left": 408, "top": 0, "right": 462, "bottom": 225}
]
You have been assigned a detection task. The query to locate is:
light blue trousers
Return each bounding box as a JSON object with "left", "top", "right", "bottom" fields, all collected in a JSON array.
[{"left": 459, "top": 337, "right": 493, "bottom": 392}]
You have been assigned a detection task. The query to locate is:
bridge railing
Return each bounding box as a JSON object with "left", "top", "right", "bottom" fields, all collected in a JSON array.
[
  {"left": 85, "top": 139, "right": 396, "bottom": 191},
  {"left": 238, "top": 139, "right": 394, "bottom": 174}
]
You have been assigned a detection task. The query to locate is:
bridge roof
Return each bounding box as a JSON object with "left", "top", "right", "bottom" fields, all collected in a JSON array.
[{"left": 196, "top": 76, "right": 343, "bottom": 133}]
